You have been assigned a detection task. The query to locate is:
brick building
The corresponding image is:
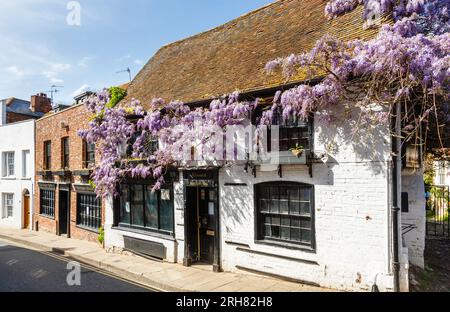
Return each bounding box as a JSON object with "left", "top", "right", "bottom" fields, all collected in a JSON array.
[{"left": 34, "top": 93, "right": 103, "bottom": 243}]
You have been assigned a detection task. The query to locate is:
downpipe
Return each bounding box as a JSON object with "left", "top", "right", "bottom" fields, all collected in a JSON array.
[{"left": 391, "top": 102, "right": 401, "bottom": 292}]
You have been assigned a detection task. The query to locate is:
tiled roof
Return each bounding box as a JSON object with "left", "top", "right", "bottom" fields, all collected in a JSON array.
[
  {"left": 1, "top": 97, "right": 43, "bottom": 118},
  {"left": 124, "top": 0, "right": 379, "bottom": 109}
]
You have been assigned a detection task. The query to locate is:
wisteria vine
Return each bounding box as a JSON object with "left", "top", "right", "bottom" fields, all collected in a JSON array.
[{"left": 79, "top": 0, "right": 449, "bottom": 197}]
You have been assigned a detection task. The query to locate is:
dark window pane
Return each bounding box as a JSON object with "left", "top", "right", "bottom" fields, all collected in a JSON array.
[
  {"left": 271, "top": 216, "right": 280, "bottom": 226},
  {"left": 131, "top": 204, "right": 144, "bottom": 226},
  {"left": 160, "top": 189, "right": 174, "bottom": 232},
  {"left": 131, "top": 185, "right": 144, "bottom": 226},
  {"left": 301, "top": 229, "right": 311, "bottom": 243},
  {"left": 300, "top": 187, "right": 311, "bottom": 201},
  {"left": 291, "top": 228, "right": 300, "bottom": 241},
  {"left": 260, "top": 199, "right": 269, "bottom": 213},
  {"left": 300, "top": 202, "right": 310, "bottom": 215},
  {"left": 291, "top": 217, "right": 301, "bottom": 228},
  {"left": 264, "top": 224, "right": 271, "bottom": 237},
  {"left": 271, "top": 225, "right": 280, "bottom": 238},
  {"left": 144, "top": 186, "right": 158, "bottom": 229},
  {"left": 280, "top": 227, "right": 290, "bottom": 240},
  {"left": 279, "top": 188, "right": 289, "bottom": 214},
  {"left": 281, "top": 216, "right": 290, "bottom": 226},
  {"left": 120, "top": 185, "right": 130, "bottom": 224},
  {"left": 270, "top": 186, "right": 279, "bottom": 213},
  {"left": 301, "top": 219, "right": 311, "bottom": 229}
]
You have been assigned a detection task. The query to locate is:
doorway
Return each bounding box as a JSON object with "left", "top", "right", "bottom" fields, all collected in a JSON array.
[
  {"left": 58, "top": 190, "right": 70, "bottom": 236},
  {"left": 186, "top": 186, "right": 216, "bottom": 264},
  {"left": 23, "top": 190, "right": 30, "bottom": 229}
]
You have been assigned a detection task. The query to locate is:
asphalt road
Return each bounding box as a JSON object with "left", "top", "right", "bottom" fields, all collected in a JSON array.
[{"left": 0, "top": 239, "right": 153, "bottom": 292}]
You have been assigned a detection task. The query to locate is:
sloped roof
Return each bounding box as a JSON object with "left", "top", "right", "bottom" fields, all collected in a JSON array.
[
  {"left": 1, "top": 97, "right": 43, "bottom": 118},
  {"left": 124, "top": 0, "right": 379, "bottom": 108}
]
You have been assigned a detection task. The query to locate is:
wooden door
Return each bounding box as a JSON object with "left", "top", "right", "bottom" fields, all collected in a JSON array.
[{"left": 23, "top": 195, "right": 30, "bottom": 229}]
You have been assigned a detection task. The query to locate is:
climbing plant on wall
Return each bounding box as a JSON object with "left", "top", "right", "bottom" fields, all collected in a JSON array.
[{"left": 79, "top": 0, "right": 449, "bottom": 197}]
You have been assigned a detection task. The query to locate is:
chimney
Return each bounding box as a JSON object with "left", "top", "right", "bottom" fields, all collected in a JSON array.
[{"left": 30, "top": 93, "right": 52, "bottom": 114}]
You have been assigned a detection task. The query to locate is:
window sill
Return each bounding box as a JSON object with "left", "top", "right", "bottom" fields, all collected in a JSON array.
[
  {"left": 1, "top": 177, "right": 17, "bottom": 180},
  {"left": 254, "top": 239, "right": 315, "bottom": 253},
  {"left": 112, "top": 225, "right": 175, "bottom": 241},
  {"left": 39, "top": 214, "right": 55, "bottom": 220},
  {"left": 76, "top": 224, "right": 100, "bottom": 234},
  {"left": 21, "top": 177, "right": 32, "bottom": 181}
]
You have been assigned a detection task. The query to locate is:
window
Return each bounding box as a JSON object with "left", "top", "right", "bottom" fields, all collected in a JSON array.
[
  {"left": 255, "top": 182, "right": 314, "bottom": 248},
  {"left": 44, "top": 141, "right": 51, "bottom": 170},
  {"left": 438, "top": 162, "right": 446, "bottom": 185},
  {"left": 22, "top": 150, "right": 30, "bottom": 178},
  {"left": 40, "top": 189, "right": 55, "bottom": 217},
  {"left": 84, "top": 141, "right": 95, "bottom": 168},
  {"left": 118, "top": 182, "right": 174, "bottom": 234},
  {"left": 269, "top": 111, "right": 311, "bottom": 152},
  {"left": 123, "top": 132, "right": 159, "bottom": 158},
  {"left": 2, "top": 152, "right": 15, "bottom": 177},
  {"left": 2, "top": 194, "right": 13, "bottom": 218},
  {"left": 61, "top": 137, "right": 69, "bottom": 169},
  {"left": 77, "top": 193, "right": 101, "bottom": 230}
]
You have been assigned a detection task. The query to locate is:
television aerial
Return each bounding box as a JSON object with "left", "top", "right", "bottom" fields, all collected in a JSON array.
[
  {"left": 41, "top": 85, "right": 64, "bottom": 107},
  {"left": 116, "top": 67, "right": 132, "bottom": 82}
]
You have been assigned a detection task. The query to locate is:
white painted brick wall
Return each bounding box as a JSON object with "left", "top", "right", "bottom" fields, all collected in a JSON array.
[
  {"left": 219, "top": 109, "right": 397, "bottom": 291},
  {"left": 401, "top": 169, "right": 425, "bottom": 268}
]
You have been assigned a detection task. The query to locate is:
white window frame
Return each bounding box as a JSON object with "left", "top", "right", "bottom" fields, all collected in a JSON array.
[
  {"left": 22, "top": 150, "right": 30, "bottom": 178},
  {"left": 2, "top": 152, "right": 15, "bottom": 177},
  {"left": 2, "top": 193, "right": 14, "bottom": 218}
]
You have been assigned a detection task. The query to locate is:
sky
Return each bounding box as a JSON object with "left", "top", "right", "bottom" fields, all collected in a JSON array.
[{"left": 0, "top": 0, "right": 273, "bottom": 105}]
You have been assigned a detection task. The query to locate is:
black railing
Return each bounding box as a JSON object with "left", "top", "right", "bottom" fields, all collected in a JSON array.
[{"left": 425, "top": 185, "right": 450, "bottom": 239}]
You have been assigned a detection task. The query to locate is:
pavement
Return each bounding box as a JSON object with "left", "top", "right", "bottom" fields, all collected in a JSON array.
[
  {"left": 0, "top": 228, "right": 331, "bottom": 292},
  {"left": 0, "top": 240, "right": 152, "bottom": 292}
]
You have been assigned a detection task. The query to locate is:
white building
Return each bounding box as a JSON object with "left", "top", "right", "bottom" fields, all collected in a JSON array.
[
  {"left": 102, "top": 0, "right": 425, "bottom": 292},
  {"left": 0, "top": 119, "right": 35, "bottom": 229},
  {"left": 434, "top": 161, "right": 449, "bottom": 187}
]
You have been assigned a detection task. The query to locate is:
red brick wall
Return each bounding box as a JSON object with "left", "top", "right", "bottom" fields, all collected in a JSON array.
[
  {"left": 6, "top": 112, "right": 36, "bottom": 124},
  {"left": 31, "top": 94, "right": 52, "bottom": 114},
  {"left": 34, "top": 104, "right": 104, "bottom": 243}
]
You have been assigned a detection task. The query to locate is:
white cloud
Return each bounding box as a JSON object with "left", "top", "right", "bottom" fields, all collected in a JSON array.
[
  {"left": 116, "top": 54, "right": 131, "bottom": 62},
  {"left": 72, "top": 84, "right": 91, "bottom": 97},
  {"left": 6, "top": 65, "right": 28, "bottom": 77},
  {"left": 41, "top": 63, "right": 71, "bottom": 83},
  {"left": 78, "top": 56, "right": 93, "bottom": 68},
  {"left": 134, "top": 59, "right": 144, "bottom": 65}
]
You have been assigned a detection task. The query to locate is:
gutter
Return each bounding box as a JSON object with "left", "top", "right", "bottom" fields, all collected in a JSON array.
[{"left": 390, "top": 102, "right": 401, "bottom": 292}]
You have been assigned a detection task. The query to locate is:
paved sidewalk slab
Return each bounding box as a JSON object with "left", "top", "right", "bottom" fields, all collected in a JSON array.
[{"left": 0, "top": 228, "right": 333, "bottom": 292}]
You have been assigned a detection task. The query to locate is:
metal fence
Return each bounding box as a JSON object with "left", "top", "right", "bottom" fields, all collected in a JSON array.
[{"left": 425, "top": 185, "right": 450, "bottom": 239}]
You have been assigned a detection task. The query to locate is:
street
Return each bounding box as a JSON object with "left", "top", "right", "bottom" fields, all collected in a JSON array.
[{"left": 0, "top": 239, "right": 152, "bottom": 292}]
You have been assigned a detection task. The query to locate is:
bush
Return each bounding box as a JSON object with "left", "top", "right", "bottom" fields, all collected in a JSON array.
[{"left": 98, "top": 226, "right": 105, "bottom": 245}]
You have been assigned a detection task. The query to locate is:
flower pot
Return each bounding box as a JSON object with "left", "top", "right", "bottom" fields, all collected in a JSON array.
[{"left": 291, "top": 149, "right": 303, "bottom": 158}]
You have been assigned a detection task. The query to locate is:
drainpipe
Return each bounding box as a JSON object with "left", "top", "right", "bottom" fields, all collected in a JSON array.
[{"left": 391, "top": 102, "right": 401, "bottom": 292}]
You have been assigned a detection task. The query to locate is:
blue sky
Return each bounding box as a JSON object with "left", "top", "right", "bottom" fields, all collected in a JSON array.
[{"left": 0, "top": 0, "right": 273, "bottom": 104}]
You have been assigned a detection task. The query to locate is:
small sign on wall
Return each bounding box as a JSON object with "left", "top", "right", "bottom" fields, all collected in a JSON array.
[{"left": 161, "top": 189, "right": 171, "bottom": 201}]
